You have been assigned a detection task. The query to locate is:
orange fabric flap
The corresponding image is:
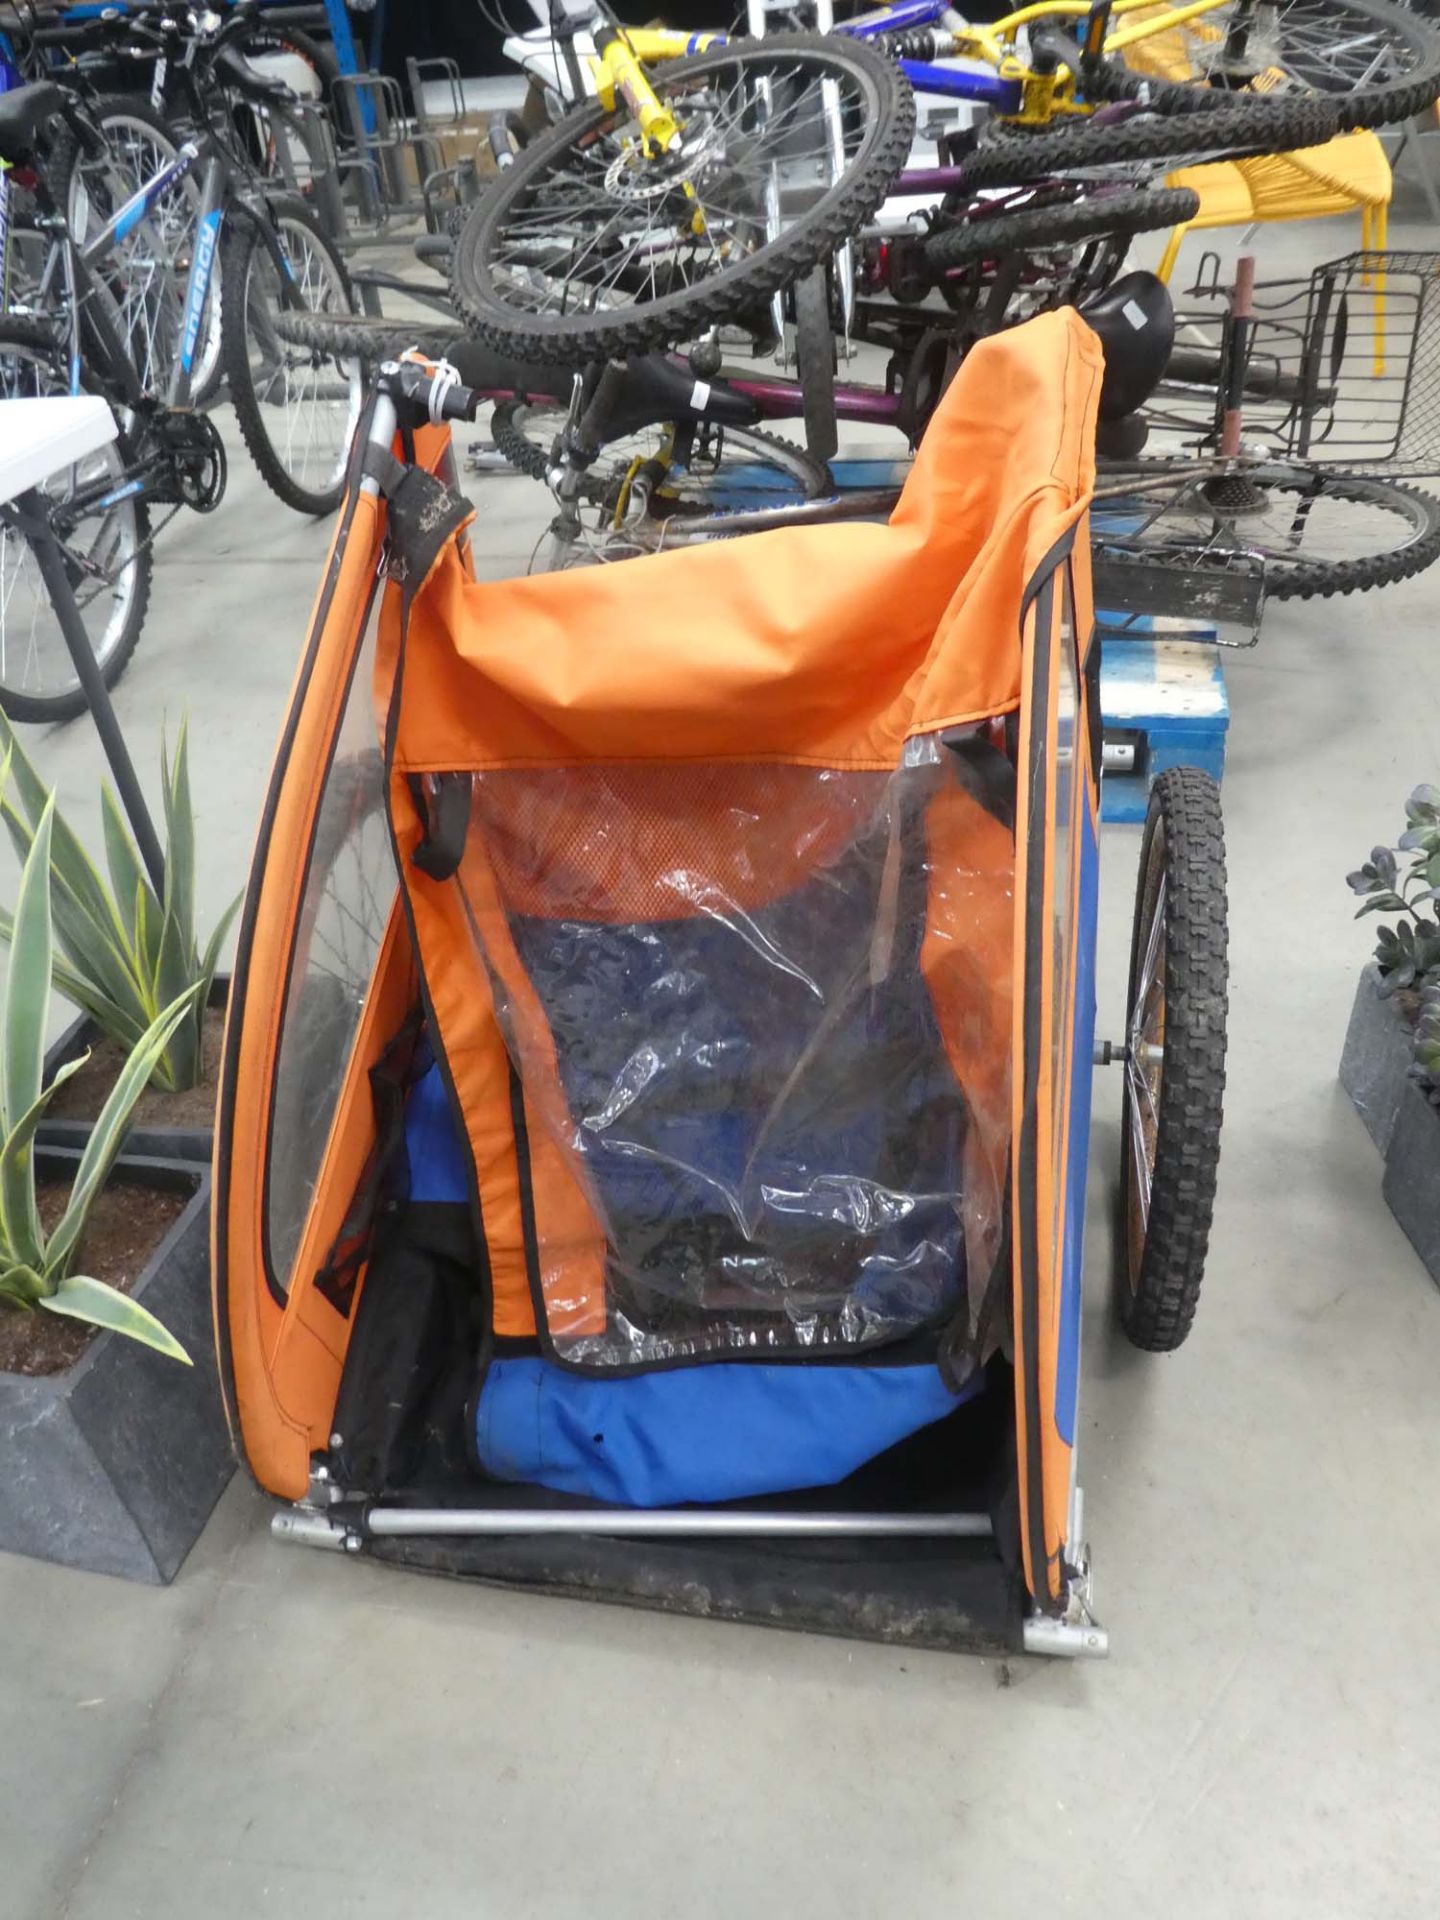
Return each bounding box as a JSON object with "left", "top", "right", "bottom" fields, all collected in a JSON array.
[{"left": 388, "top": 310, "right": 1102, "bottom": 773}]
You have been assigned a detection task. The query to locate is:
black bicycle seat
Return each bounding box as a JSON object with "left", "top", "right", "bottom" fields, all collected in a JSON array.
[
  {"left": 1078, "top": 271, "right": 1176, "bottom": 422},
  {"left": 604, "top": 352, "right": 757, "bottom": 437},
  {"left": 0, "top": 80, "right": 67, "bottom": 165}
]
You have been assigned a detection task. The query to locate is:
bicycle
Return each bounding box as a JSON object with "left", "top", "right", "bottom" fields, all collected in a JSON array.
[
  {"left": 0, "top": 69, "right": 362, "bottom": 718},
  {"left": 448, "top": 0, "right": 1376, "bottom": 364}
]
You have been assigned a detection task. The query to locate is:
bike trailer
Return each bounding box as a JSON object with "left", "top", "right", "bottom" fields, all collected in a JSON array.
[{"left": 213, "top": 308, "right": 1113, "bottom": 1657}]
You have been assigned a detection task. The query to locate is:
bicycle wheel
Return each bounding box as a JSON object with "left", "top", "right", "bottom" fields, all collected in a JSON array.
[
  {"left": 1092, "top": 463, "right": 1440, "bottom": 598},
  {"left": 1118, "top": 767, "right": 1228, "bottom": 1353},
  {"left": 960, "top": 93, "right": 1338, "bottom": 188},
  {"left": 792, "top": 265, "right": 838, "bottom": 467},
  {"left": 50, "top": 94, "right": 224, "bottom": 404},
  {"left": 271, "top": 309, "right": 470, "bottom": 364},
  {"left": 222, "top": 198, "right": 364, "bottom": 516},
  {"left": 922, "top": 185, "right": 1200, "bottom": 275},
  {"left": 0, "top": 324, "right": 150, "bottom": 723},
  {"left": 495, "top": 400, "right": 827, "bottom": 503},
  {"left": 496, "top": 402, "right": 827, "bottom": 568},
  {"left": 449, "top": 34, "right": 914, "bottom": 362},
  {"left": 1089, "top": 0, "right": 1440, "bottom": 133}
]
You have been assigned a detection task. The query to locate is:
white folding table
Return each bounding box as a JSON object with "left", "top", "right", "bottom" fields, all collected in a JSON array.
[{"left": 0, "top": 394, "right": 165, "bottom": 886}]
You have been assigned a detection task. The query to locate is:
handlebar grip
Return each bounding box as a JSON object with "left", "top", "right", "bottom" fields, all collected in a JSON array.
[
  {"left": 438, "top": 380, "right": 480, "bottom": 423},
  {"left": 380, "top": 357, "right": 480, "bottom": 424}
]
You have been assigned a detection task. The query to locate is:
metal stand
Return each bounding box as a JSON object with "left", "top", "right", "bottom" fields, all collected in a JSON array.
[{"left": 11, "top": 489, "right": 166, "bottom": 896}]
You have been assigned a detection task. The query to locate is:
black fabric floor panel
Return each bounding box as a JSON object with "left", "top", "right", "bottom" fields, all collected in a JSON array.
[{"left": 365, "top": 1530, "right": 1022, "bottom": 1656}]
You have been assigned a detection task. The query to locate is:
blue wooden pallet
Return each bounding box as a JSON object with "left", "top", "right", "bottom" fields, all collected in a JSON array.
[
  {"left": 1097, "top": 620, "right": 1228, "bottom": 823},
  {"left": 823, "top": 462, "right": 1230, "bottom": 824}
]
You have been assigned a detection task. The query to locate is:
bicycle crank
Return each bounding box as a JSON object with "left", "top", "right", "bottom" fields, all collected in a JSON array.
[{"left": 153, "top": 409, "right": 228, "bottom": 513}]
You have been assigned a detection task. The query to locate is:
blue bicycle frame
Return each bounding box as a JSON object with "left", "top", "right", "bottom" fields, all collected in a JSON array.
[
  {"left": 837, "top": 1, "right": 1027, "bottom": 113},
  {"left": 4, "top": 130, "right": 297, "bottom": 412}
]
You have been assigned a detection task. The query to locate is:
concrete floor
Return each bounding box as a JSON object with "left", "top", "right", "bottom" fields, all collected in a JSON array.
[{"left": 4, "top": 203, "right": 1440, "bottom": 1919}]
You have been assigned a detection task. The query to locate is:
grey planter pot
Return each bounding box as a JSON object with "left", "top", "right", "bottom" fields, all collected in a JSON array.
[
  {"left": 1339, "top": 963, "right": 1417, "bottom": 1155},
  {"left": 1382, "top": 1081, "right": 1440, "bottom": 1291},
  {"left": 0, "top": 1153, "right": 235, "bottom": 1584},
  {"left": 37, "top": 973, "right": 229, "bottom": 1165}
]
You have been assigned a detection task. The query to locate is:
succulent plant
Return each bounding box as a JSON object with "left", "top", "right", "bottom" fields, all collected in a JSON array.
[{"left": 1348, "top": 785, "right": 1440, "bottom": 1095}]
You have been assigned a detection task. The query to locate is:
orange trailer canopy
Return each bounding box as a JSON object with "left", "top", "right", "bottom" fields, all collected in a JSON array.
[{"left": 213, "top": 307, "right": 1104, "bottom": 1620}]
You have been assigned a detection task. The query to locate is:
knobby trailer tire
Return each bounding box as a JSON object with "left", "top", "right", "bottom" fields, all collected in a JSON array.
[{"left": 1118, "top": 766, "right": 1228, "bottom": 1353}]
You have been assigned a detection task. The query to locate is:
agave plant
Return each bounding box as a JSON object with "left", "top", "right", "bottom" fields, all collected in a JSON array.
[
  {"left": 0, "top": 799, "right": 198, "bottom": 1361},
  {"left": 0, "top": 710, "right": 238, "bottom": 1093}
]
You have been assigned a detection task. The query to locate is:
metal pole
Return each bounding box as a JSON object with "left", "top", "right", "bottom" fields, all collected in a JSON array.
[
  {"left": 19, "top": 493, "right": 166, "bottom": 896},
  {"left": 362, "top": 1507, "right": 994, "bottom": 1539}
]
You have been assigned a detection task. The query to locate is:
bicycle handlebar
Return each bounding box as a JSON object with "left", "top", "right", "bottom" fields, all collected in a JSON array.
[{"left": 377, "top": 359, "right": 481, "bottom": 425}]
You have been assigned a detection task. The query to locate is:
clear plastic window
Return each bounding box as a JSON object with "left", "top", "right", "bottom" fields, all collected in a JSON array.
[
  {"left": 265, "top": 590, "right": 396, "bottom": 1291},
  {"left": 450, "top": 744, "right": 1015, "bottom": 1370}
]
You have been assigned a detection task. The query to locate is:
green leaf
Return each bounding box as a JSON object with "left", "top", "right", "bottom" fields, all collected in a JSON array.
[
  {"left": 198, "top": 894, "right": 240, "bottom": 1008},
  {"left": 2, "top": 802, "right": 54, "bottom": 1133},
  {"left": 101, "top": 783, "right": 152, "bottom": 960},
  {"left": 162, "top": 721, "right": 195, "bottom": 968},
  {"left": 0, "top": 1056, "right": 86, "bottom": 1270},
  {"left": 0, "top": 1264, "right": 45, "bottom": 1308},
  {"left": 0, "top": 791, "right": 37, "bottom": 881},
  {"left": 45, "top": 985, "right": 203, "bottom": 1277},
  {"left": 47, "top": 952, "right": 145, "bottom": 1051},
  {"left": 39, "top": 1274, "right": 190, "bottom": 1364},
  {"left": 1, "top": 803, "right": 56, "bottom": 1261},
  {"left": 50, "top": 886, "right": 153, "bottom": 1035},
  {"left": 0, "top": 713, "right": 129, "bottom": 939}
]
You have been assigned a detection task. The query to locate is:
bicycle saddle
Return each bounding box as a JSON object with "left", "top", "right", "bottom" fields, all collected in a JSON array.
[
  {"left": 600, "top": 351, "right": 758, "bottom": 437},
  {"left": 441, "top": 344, "right": 755, "bottom": 435},
  {"left": 1077, "top": 272, "right": 1175, "bottom": 423},
  {"left": 0, "top": 80, "right": 67, "bottom": 165}
]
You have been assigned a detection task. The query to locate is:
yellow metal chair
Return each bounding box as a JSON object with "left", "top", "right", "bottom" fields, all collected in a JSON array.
[{"left": 1155, "top": 130, "right": 1394, "bottom": 285}]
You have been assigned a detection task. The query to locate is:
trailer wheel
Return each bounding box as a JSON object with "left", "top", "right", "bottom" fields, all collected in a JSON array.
[{"left": 1118, "top": 767, "right": 1228, "bottom": 1352}]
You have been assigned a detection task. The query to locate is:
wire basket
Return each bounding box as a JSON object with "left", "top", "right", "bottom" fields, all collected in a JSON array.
[{"left": 1150, "top": 249, "right": 1440, "bottom": 479}]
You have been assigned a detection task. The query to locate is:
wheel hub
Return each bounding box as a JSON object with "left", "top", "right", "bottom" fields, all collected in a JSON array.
[{"left": 1200, "top": 470, "right": 1271, "bottom": 517}]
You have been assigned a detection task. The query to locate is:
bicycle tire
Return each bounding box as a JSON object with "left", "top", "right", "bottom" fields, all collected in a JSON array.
[
  {"left": 960, "top": 94, "right": 1339, "bottom": 188},
  {"left": 1085, "top": 0, "right": 1440, "bottom": 133},
  {"left": 271, "top": 309, "right": 468, "bottom": 362},
  {"left": 1094, "top": 465, "right": 1440, "bottom": 598},
  {"left": 922, "top": 185, "right": 1200, "bottom": 274},
  {"left": 1118, "top": 766, "right": 1228, "bottom": 1353},
  {"left": 0, "top": 321, "right": 151, "bottom": 723},
  {"left": 222, "top": 196, "right": 364, "bottom": 516},
  {"left": 792, "top": 265, "right": 838, "bottom": 466},
  {"left": 449, "top": 34, "right": 915, "bottom": 362}
]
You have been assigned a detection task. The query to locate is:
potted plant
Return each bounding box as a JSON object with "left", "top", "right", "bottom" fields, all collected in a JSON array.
[
  {"left": 1340, "top": 784, "right": 1440, "bottom": 1288},
  {"left": 1382, "top": 973, "right": 1440, "bottom": 1290},
  {"left": 0, "top": 802, "right": 235, "bottom": 1582},
  {"left": 0, "top": 711, "right": 238, "bottom": 1160},
  {"left": 1339, "top": 784, "right": 1440, "bottom": 1150}
]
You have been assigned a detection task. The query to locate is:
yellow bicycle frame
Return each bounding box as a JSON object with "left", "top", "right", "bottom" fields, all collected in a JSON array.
[
  {"left": 583, "top": 0, "right": 1239, "bottom": 146},
  {"left": 589, "top": 22, "right": 725, "bottom": 152},
  {"left": 949, "top": 0, "right": 1238, "bottom": 124}
]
